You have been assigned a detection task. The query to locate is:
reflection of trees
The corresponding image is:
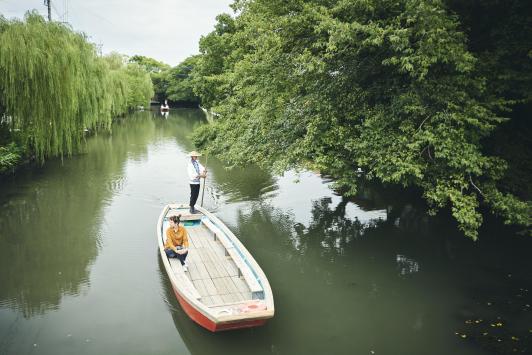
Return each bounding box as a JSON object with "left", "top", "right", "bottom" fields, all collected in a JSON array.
[
  {"left": 231, "top": 193, "right": 532, "bottom": 354},
  {"left": 342, "top": 179, "right": 431, "bottom": 235},
  {"left": 293, "top": 197, "right": 385, "bottom": 257},
  {"left": 0, "top": 111, "right": 161, "bottom": 317},
  {"left": 208, "top": 161, "right": 277, "bottom": 203}
]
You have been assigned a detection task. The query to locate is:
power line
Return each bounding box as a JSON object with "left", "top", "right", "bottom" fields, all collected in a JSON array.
[
  {"left": 62, "top": 0, "right": 68, "bottom": 23},
  {"left": 50, "top": 1, "right": 61, "bottom": 19}
]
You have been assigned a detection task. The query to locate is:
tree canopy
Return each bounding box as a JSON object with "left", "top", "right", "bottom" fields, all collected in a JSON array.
[
  {"left": 147, "top": 55, "right": 200, "bottom": 105},
  {"left": 191, "top": 0, "right": 531, "bottom": 239}
]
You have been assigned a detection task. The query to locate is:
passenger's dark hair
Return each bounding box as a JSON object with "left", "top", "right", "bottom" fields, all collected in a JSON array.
[{"left": 169, "top": 215, "right": 181, "bottom": 224}]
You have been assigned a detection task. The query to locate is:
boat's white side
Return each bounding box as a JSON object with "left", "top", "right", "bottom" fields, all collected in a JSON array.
[{"left": 157, "top": 203, "right": 274, "bottom": 331}]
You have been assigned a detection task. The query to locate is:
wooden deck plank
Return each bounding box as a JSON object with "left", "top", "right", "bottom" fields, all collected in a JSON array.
[
  {"left": 207, "top": 239, "right": 227, "bottom": 258},
  {"left": 232, "top": 292, "right": 246, "bottom": 302},
  {"left": 196, "top": 226, "right": 214, "bottom": 240},
  {"left": 184, "top": 228, "right": 199, "bottom": 249},
  {"left": 231, "top": 275, "right": 251, "bottom": 293},
  {"left": 220, "top": 258, "right": 240, "bottom": 277},
  {"left": 240, "top": 291, "right": 253, "bottom": 300},
  {"left": 221, "top": 293, "right": 239, "bottom": 303},
  {"left": 167, "top": 217, "right": 265, "bottom": 307},
  {"left": 187, "top": 262, "right": 202, "bottom": 281},
  {"left": 212, "top": 277, "right": 230, "bottom": 295},
  {"left": 220, "top": 276, "right": 239, "bottom": 294},
  {"left": 195, "top": 248, "right": 211, "bottom": 263},
  {"left": 185, "top": 228, "right": 200, "bottom": 246},
  {"left": 186, "top": 252, "right": 201, "bottom": 264},
  {"left": 202, "top": 278, "right": 218, "bottom": 296},
  {"left": 169, "top": 259, "right": 201, "bottom": 300},
  {"left": 194, "top": 261, "right": 211, "bottom": 280},
  {"left": 194, "top": 228, "right": 212, "bottom": 248},
  {"left": 204, "top": 261, "right": 224, "bottom": 279},
  {"left": 211, "top": 294, "right": 224, "bottom": 305},
  {"left": 192, "top": 279, "right": 208, "bottom": 297},
  {"left": 205, "top": 250, "right": 231, "bottom": 278}
]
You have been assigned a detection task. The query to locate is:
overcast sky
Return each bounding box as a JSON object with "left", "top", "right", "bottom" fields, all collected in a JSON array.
[{"left": 1, "top": 0, "right": 233, "bottom": 66}]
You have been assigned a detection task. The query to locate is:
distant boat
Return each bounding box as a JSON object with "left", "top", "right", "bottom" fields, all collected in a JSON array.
[
  {"left": 161, "top": 100, "right": 170, "bottom": 112},
  {"left": 157, "top": 203, "right": 275, "bottom": 332}
]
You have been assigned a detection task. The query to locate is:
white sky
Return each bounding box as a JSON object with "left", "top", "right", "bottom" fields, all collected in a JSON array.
[{"left": 0, "top": 0, "right": 233, "bottom": 66}]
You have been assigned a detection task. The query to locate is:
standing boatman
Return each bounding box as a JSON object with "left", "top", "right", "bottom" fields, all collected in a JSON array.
[{"left": 187, "top": 151, "right": 207, "bottom": 214}]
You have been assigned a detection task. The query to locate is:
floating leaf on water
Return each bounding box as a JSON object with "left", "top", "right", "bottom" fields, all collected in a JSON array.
[
  {"left": 511, "top": 336, "right": 519, "bottom": 341},
  {"left": 461, "top": 334, "right": 467, "bottom": 339}
]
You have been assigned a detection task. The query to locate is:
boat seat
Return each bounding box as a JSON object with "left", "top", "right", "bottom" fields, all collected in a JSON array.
[
  {"left": 201, "top": 218, "right": 232, "bottom": 252},
  {"left": 169, "top": 258, "right": 201, "bottom": 300},
  {"left": 202, "top": 219, "right": 264, "bottom": 299}
]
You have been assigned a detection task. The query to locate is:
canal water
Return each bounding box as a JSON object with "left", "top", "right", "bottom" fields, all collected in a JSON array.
[{"left": 0, "top": 109, "right": 530, "bottom": 355}]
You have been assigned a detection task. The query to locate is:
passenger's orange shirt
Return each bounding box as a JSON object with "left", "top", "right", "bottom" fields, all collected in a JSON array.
[{"left": 164, "top": 225, "right": 189, "bottom": 250}]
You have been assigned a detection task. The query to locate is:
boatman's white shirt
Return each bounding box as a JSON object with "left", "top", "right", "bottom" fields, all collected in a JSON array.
[{"left": 187, "top": 158, "right": 205, "bottom": 185}]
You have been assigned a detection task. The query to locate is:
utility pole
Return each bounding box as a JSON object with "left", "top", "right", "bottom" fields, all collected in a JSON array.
[{"left": 44, "top": 0, "right": 52, "bottom": 21}]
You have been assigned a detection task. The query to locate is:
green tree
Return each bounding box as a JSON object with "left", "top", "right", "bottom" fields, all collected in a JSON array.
[
  {"left": 0, "top": 12, "right": 153, "bottom": 167},
  {"left": 166, "top": 55, "right": 200, "bottom": 104},
  {"left": 192, "top": 0, "right": 531, "bottom": 239},
  {"left": 129, "top": 55, "right": 170, "bottom": 73},
  {"left": 123, "top": 63, "right": 154, "bottom": 109}
]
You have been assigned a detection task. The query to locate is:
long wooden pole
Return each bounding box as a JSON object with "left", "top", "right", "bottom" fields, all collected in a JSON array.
[{"left": 200, "top": 154, "right": 208, "bottom": 207}]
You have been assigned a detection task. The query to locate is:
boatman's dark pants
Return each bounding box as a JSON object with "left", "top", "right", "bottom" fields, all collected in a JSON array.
[{"left": 189, "top": 183, "right": 200, "bottom": 210}]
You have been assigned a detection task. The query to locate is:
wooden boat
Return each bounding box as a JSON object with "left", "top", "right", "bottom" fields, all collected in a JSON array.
[{"left": 157, "top": 203, "right": 275, "bottom": 332}]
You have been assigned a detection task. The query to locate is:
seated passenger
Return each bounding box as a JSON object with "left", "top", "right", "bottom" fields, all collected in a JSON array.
[{"left": 164, "top": 215, "right": 189, "bottom": 271}]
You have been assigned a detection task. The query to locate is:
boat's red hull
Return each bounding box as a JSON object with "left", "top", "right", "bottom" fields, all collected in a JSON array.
[{"left": 172, "top": 286, "right": 267, "bottom": 332}]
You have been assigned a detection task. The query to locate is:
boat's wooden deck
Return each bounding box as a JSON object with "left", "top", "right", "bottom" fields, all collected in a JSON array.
[{"left": 168, "top": 224, "right": 253, "bottom": 307}]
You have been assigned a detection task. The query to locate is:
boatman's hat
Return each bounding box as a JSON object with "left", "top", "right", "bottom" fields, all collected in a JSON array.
[{"left": 188, "top": 151, "right": 202, "bottom": 157}]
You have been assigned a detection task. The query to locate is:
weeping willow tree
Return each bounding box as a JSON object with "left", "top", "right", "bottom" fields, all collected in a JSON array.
[
  {"left": 101, "top": 52, "right": 154, "bottom": 114},
  {"left": 0, "top": 12, "right": 153, "bottom": 165}
]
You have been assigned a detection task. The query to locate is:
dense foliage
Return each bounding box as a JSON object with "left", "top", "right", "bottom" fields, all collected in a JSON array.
[
  {"left": 191, "top": 0, "right": 531, "bottom": 239},
  {"left": 0, "top": 12, "right": 153, "bottom": 167},
  {"left": 146, "top": 55, "right": 200, "bottom": 105},
  {"left": 129, "top": 55, "right": 170, "bottom": 73}
]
